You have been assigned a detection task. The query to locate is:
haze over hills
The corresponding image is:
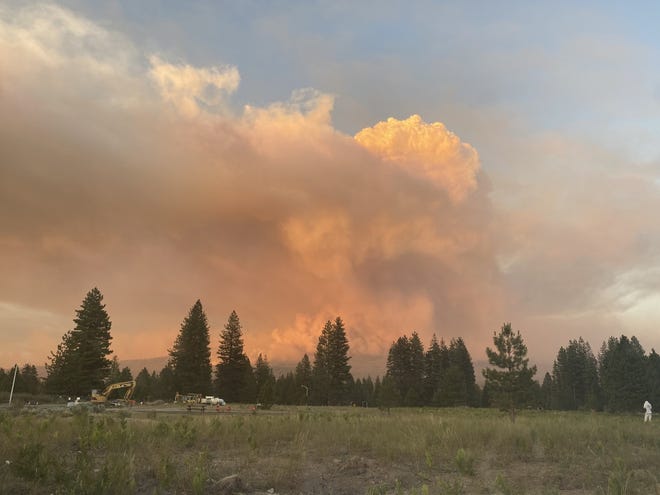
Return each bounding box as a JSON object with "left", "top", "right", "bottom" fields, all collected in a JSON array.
[
  {"left": 16, "top": 356, "right": 529, "bottom": 386},
  {"left": 117, "top": 355, "right": 499, "bottom": 385},
  {"left": 119, "top": 354, "right": 389, "bottom": 381}
]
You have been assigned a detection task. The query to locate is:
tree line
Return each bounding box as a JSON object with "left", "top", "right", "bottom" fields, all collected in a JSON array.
[
  {"left": 3, "top": 288, "right": 660, "bottom": 414},
  {"left": 33, "top": 288, "right": 354, "bottom": 406}
]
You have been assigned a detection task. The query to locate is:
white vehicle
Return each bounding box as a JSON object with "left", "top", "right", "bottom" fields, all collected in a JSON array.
[{"left": 201, "top": 396, "right": 226, "bottom": 406}]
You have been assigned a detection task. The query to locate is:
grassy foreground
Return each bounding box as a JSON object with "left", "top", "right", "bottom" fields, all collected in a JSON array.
[{"left": 0, "top": 405, "right": 659, "bottom": 494}]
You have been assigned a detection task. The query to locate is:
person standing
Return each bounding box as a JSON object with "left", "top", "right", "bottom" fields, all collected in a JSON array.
[{"left": 643, "top": 400, "right": 652, "bottom": 422}]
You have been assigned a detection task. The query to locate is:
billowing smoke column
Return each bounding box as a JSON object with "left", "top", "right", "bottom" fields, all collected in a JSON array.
[{"left": 0, "top": 3, "right": 503, "bottom": 369}]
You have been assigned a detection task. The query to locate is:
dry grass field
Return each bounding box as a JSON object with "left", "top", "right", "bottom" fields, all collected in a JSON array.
[{"left": 1, "top": 403, "right": 659, "bottom": 494}]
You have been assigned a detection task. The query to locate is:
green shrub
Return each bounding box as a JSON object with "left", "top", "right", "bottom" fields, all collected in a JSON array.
[{"left": 454, "top": 447, "right": 474, "bottom": 476}]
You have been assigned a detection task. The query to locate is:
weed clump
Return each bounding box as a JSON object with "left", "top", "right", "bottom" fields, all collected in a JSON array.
[{"left": 454, "top": 448, "right": 474, "bottom": 476}]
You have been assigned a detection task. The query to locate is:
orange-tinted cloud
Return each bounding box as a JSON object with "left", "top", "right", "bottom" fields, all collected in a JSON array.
[
  {"left": 150, "top": 56, "right": 240, "bottom": 118},
  {"left": 0, "top": 3, "right": 504, "bottom": 372},
  {"left": 355, "top": 115, "right": 480, "bottom": 203}
]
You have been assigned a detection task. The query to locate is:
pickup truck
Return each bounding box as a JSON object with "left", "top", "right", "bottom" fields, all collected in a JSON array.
[{"left": 201, "top": 396, "right": 226, "bottom": 406}]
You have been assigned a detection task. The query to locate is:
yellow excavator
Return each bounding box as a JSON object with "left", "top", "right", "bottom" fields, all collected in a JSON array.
[{"left": 91, "top": 380, "right": 136, "bottom": 405}]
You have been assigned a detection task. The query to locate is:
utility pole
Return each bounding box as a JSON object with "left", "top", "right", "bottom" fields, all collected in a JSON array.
[{"left": 8, "top": 364, "right": 18, "bottom": 406}]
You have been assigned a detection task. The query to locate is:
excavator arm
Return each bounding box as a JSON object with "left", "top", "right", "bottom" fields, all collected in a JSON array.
[{"left": 91, "top": 380, "right": 136, "bottom": 404}]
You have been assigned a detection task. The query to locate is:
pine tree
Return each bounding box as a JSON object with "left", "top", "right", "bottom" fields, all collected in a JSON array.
[
  {"left": 215, "top": 310, "right": 252, "bottom": 402},
  {"left": 441, "top": 337, "right": 478, "bottom": 406},
  {"left": 363, "top": 376, "right": 375, "bottom": 407},
  {"left": 327, "top": 317, "right": 353, "bottom": 404},
  {"left": 599, "top": 335, "right": 646, "bottom": 412},
  {"left": 405, "top": 332, "right": 425, "bottom": 406},
  {"left": 377, "top": 375, "right": 400, "bottom": 411},
  {"left": 541, "top": 372, "right": 553, "bottom": 410},
  {"left": 349, "top": 377, "right": 374, "bottom": 407},
  {"left": 424, "top": 334, "right": 444, "bottom": 405},
  {"left": 311, "top": 321, "right": 332, "bottom": 405},
  {"left": 157, "top": 365, "right": 177, "bottom": 401},
  {"left": 311, "top": 317, "right": 353, "bottom": 405},
  {"left": 19, "top": 364, "right": 40, "bottom": 395},
  {"left": 0, "top": 368, "right": 8, "bottom": 392},
  {"left": 482, "top": 322, "right": 537, "bottom": 422},
  {"left": 168, "top": 300, "right": 212, "bottom": 395},
  {"left": 551, "top": 337, "right": 599, "bottom": 410},
  {"left": 254, "top": 354, "right": 276, "bottom": 407},
  {"left": 275, "top": 372, "right": 296, "bottom": 405},
  {"left": 133, "top": 367, "right": 153, "bottom": 402},
  {"left": 432, "top": 338, "right": 452, "bottom": 406},
  {"left": 646, "top": 349, "right": 660, "bottom": 409},
  {"left": 238, "top": 356, "right": 257, "bottom": 403},
  {"left": 386, "top": 332, "right": 425, "bottom": 406},
  {"left": 45, "top": 287, "right": 113, "bottom": 396},
  {"left": 103, "top": 357, "right": 133, "bottom": 385},
  {"left": 386, "top": 335, "right": 410, "bottom": 405},
  {"left": 294, "top": 354, "right": 312, "bottom": 405}
]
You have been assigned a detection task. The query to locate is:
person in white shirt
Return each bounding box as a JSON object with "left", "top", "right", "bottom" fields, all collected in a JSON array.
[{"left": 643, "top": 400, "right": 652, "bottom": 422}]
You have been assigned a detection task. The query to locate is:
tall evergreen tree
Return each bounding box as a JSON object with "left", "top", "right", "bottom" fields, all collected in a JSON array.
[
  {"left": 168, "top": 300, "right": 212, "bottom": 395},
  {"left": 107, "top": 356, "right": 122, "bottom": 385},
  {"left": 106, "top": 356, "right": 132, "bottom": 385},
  {"left": 254, "top": 354, "right": 276, "bottom": 407},
  {"left": 294, "top": 354, "right": 313, "bottom": 405},
  {"left": 312, "top": 317, "right": 353, "bottom": 405},
  {"left": 215, "top": 310, "right": 252, "bottom": 402},
  {"left": 45, "top": 287, "right": 113, "bottom": 396},
  {"left": 386, "top": 332, "right": 425, "bottom": 406},
  {"left": 540, "top": 372, "right": 553, "bottom": 410},
  {"left": 386, "top": 335, "right": 411, "bottom": 405},
  {"left": 599, "top": 335, "right": 646, "bottom": 412},
  {"left": 482, "top": 322, "right": 537, "bottom": 422},
  {"left": 133, "top": 367, "right": 153, "bottom": 402},
  {"left": 646, "top": 349, "right": 660, "bottom": 409},
  {"left": 326, "top": 317, "right": 353, "bottom": 404},
  {"left": 405, "top": 332, "right": 425, "bottom": 406},
  {"left": 351, "top": 376, "right": 375, "bottom": 407},
  {"left": 551, "top": 337, "right": 599, "bottom": 410},
  {"left": 238, "top": 356, "right": 257, "bottom": 403},
  {"left": 275, "top": 372, "right": 296, "bottom": 405},
  {"left": 156, "top": 365, "right": 177, "bottom": 401},
  {"left": 445, "top": 337, "right": 478, "bottom": 406},
  {"left": 377, "top": 375, "right": 400, "bottom": 411},
  {"left": 311, "top": 321, "right": 332, "bottom": 405},
  {"left": 424, "top": 334, "right": 445, "bottom": 405},
  {"left": 434, "top": 338, "right": 452, "bottom": 406},
  {"left": 0, "top": 368, "right": 8, "bottom": 393},
  {"left": 19, "top": 364, "right": 40, "bottom": 395}
]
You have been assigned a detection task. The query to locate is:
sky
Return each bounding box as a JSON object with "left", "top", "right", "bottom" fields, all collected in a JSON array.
[{"left": 2, "top": 1, "right": 660, "bottom": 377}]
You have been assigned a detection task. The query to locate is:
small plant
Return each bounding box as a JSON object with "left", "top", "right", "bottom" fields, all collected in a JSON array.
[
  {"left": 409, "top": 484, "right": 432, "bottom": 495},
  {"left": 425, "top": 449, "right": 433, "bottom": 469},
  {"left": 173, "top": 417, "right": 197, "bottom": 447},
  {"left": 365, "top": 484, "right": 388, "bottom": 495},
  {"left": 190, "top": 452, "right": 209, "bottom": 495},
  {"left": 494, "top": 473, "right": 515, "bottom": 495},
  {"left": 606, "top": 459, "right": 631, "bottom": 495},
  {"left": 12, "top": 441, "right": 48, "bottom": 481},
  {"left": 437, "top": 479, "right": 465, "bottom": 495},
  {"left": 156, "top": 455, "right": 176, "bottom": 488},
  {"left": 154, "top": 420, "right": 171, "bottom": 437},
  {"left": 455, "top": 447, "right": 474, "bottom": 476}
]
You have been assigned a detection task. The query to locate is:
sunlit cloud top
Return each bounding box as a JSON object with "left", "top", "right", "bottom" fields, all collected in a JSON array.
[{"left": 355, "top": 115, "right": 480, "bottom": 202}]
